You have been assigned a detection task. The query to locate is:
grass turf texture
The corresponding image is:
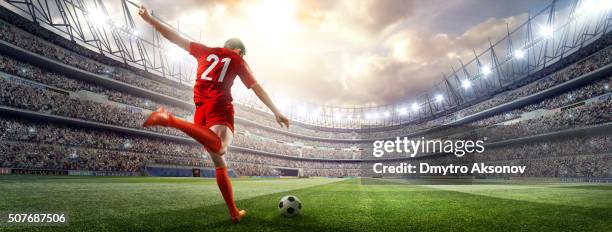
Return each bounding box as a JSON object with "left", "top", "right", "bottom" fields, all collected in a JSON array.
[{"left": 0, "top": 176, "right": 611, "bottom": 231}]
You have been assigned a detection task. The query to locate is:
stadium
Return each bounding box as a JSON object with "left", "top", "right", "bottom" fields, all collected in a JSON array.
[{"left": 0, "top": 0, "right": 610, "bottom": 231}]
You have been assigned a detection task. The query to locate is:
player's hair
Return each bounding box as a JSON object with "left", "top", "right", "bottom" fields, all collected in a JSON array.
[{"left": 224, "top": 38, "right": 246, "bottom": 56}]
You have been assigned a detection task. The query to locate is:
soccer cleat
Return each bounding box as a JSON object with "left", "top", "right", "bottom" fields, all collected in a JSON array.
[
  {"left": 231, "top": 209, "right": 247, "bottom": 224},
  {"left": 143, "top": 107, "right": 170, "bottom": 127}
]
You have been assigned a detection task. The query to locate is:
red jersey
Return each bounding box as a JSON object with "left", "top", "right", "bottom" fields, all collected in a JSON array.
[{"left": 189, "top": 42, "right": 257, "bottom": 104}]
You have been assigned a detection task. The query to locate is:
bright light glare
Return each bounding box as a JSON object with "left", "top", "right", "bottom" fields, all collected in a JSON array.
[
  {"left": 435, "top": 94, "right": 444, "bottom": 102},
  {"left": 297, "top": 106, "right": 308, "bottom": 116},
  {"left": 514, "top": 50, "right": 525, "bottom": 59},
  {"left": 276, "top": 98, "right": 290, "bottom": 113},
  {"left": 411, "top": 103, "right": 419, "bottom": 111},
  {"left": 481, "top": 65, "right": 492, "bottom": 75},
  {"left": 249, "top": 0, "right": 301, "bottom": 35},
  {"left": 89, "top": 10, "right": 109, "bottom": 25},
  {"left": 539, "top": 25, "right": 554, "bottom": 38},
  {"left": 462, "top": 80, "right": 472, "bottom": 89},
  {"left": 167, "top": 43, "right": 187, "bottom": 61},
  {"left": 384, "top": 111, "right": 391, "bottom": 118},
  {"left": 216, "top": 4, "right": 226, "bottom": 15},
  {"left": 398, "top": 107, "right": 408, "bottom": 115},
  {"left": 312, "top": 107, "right": 322, "bottom": 116},
  {"left": 578, "top": 0, "right": 612, "bottom": 14}
]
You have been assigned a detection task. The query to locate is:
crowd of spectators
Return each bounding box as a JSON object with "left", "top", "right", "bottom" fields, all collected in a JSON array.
[
  {"left": 473, "top": 136, "right": 610, "bottom": 177},
  {"left": 0, "top": 21, "right": 193, "bottom": 101},
  {"left": 0, "top": 16, "right": 610, "bottom": 178},
  {"left": 0, "top": 116, "right": 358, "bottom": 160},
  {"left": 0, "top": 141, "right": 211, "bottom": 172},
  {"left": 0, "top": 54, "right": 193, "bottom": 117},
  {"left": 0, "top": 77, "right": 185, "bottom": 137},
  {"left": 1, "top": 64, "right": 610, "bottom": 160},
  {"left": 2, "top": 130, "right": 608, "bottom": 177},
  {"left": 1, "top": 17, "right": 611, "bottom": 142}
]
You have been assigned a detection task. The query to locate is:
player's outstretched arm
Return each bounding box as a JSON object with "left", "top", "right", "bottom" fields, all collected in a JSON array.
[
  {"left": 138, "top": 5, "right": 190, "bottom": 51},
  {"left": 251, "top": 83, "right": 290, "bottom": 128}
]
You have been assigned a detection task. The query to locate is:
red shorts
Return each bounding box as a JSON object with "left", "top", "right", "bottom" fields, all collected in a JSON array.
[{"left": 193, "top": 102, "right": 235, "bottom": 133}]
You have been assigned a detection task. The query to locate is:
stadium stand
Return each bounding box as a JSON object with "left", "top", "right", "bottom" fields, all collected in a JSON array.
[{"left": 0, "top": 9, "right": 610, "bottom": 178}]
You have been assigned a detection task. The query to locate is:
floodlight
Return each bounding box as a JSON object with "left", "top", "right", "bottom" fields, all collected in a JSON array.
[
  {"left": 481, "top": 65, "right": 492, "bottom": 75},
  {"left": 462, "top": 80, "right": 472, "bottom": 89},
  {"left": 514, "top": 50, "right": 525, "bottom": 59},
  {"left": 411, "top": 103, "right": 419, "bottom": 111},
  {"left": 435, "top": 94, "right": 444, "bottom": 102},
  {"left": 89, "top": 10, "right": 109, "bottom": 25},
  {"left": 398, "top": 107, "right": 408, "bottom": 115}
]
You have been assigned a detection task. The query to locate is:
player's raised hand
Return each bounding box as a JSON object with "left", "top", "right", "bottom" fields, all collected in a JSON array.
[
  {"left": 138, "top": 5, "right": 152, "bottom": 22},
  {"left": 275, "top": 114, "right": 290, "bottom": 129}
]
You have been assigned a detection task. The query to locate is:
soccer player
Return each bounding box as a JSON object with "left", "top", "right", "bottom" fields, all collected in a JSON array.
[{"left": 138, "top": 6, "right": 290, "bottom": 223}]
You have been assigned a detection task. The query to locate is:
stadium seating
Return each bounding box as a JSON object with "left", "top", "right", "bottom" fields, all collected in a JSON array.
[{"left": 0, "top": 17, "right": 610, "bottom": 177}]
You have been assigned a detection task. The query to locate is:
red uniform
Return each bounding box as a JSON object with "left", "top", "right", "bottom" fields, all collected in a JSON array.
[{"left": 189, "top": 42, "right": 257, "bottom": 133}]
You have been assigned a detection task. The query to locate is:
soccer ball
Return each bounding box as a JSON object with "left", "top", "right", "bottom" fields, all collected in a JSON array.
[{"left": 278, "top": 195, "right": 302, "bottom": 217}]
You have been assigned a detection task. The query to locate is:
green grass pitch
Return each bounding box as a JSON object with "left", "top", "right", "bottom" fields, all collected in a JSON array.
[{"left": 1, "top": 176, "right": 611, "bottom": 231}]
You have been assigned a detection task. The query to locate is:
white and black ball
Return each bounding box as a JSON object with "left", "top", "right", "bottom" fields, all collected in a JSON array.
[{"left": 278, "top": 195, "right": 302, "bottom": 217}]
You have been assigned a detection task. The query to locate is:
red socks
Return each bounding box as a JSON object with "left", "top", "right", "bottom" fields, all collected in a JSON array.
[
  {"left": 166, "top": 115, "right": 222, "bottom": 154},
  {"left": 216, "top": 167, "right": 240, "bottom": 218}
]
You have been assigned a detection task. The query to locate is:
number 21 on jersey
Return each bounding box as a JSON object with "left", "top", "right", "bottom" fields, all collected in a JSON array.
[{"left": 202, "top": 54, "right": 231, "bottom": 82}]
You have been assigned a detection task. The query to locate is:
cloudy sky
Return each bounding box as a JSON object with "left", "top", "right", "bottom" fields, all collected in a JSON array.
[{"left": 123, "top": 0, "right": 552, "bottom": 106}]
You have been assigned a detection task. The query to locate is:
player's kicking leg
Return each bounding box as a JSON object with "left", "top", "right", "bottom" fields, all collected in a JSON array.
[
  {"left": 143, "top": 108, "right": 246, "bottom": 223},
  {"left": 207, "top": 124, "right": 247, "bottom": 224},
  {"left": 143, "top": 107, "right": 223, "bottom": 154}
]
